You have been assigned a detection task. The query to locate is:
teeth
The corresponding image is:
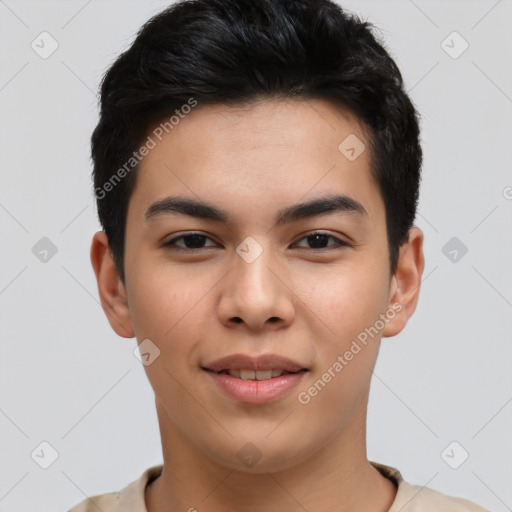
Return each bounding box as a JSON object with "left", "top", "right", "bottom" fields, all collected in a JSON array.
[
  {"left": 255, "top": 370, "right": 272, "bottom": 380},
  {"left": 240, "top": 370, "right": 256, "bottom": 380},
  {"left": 227, "top": 369, "right": 286, "bottom": 380}
]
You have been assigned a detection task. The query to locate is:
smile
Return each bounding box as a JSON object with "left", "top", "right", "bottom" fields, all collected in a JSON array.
[{"left": 212, "top": 369, "right": 297, "bottom": 380}]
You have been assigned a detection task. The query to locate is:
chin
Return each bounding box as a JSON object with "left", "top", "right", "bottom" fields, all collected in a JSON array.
[{"left": 206, "top": 434, "right": 314, "bottom": 474}]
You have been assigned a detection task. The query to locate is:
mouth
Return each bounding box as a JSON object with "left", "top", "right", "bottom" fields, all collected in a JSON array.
[
  {"left": 201, "top": 353, "right": 309, "bottom": 379},
  {"left": 202, "top": 368, "right": 308, "bottom": 380},
  {"left": 201, "top": 353, "right": 309, "bottom": 403}
]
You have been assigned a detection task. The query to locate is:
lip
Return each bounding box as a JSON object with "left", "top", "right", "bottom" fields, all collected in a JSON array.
[
  {"left": 202, "top": 353, "right": 309, "bottom": 405},
  {"left": 204, "top": 369, "right": 308, "bottom": 404},
  {"left": 203, "top": 353, "right": 307, "bottom": 373}
]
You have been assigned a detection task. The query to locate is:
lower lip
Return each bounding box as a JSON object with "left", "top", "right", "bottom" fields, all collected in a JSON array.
[{"left": 204, "top": 370, "right": 307, "bottom": 404}]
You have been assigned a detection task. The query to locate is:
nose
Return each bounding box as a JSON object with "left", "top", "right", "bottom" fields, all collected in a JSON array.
[{"left": 217, "top": 244, "right": 295, "bottom": 332}]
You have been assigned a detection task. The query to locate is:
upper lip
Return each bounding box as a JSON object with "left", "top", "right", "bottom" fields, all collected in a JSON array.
[{"left": 203, "top": 353, "right": 308, "bottom": 373}]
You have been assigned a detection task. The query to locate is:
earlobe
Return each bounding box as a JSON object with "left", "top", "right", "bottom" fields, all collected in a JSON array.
[
  {"left": 90, "top": 231, "right": 135, "bottom": 338},
  {"left": 382, "top": 227, "right": 425, "bottom": 338}
]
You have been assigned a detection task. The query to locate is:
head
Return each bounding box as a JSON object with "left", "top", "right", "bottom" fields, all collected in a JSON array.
[{"left": 91, "top": 0, "right": 424, "bottom": 473}]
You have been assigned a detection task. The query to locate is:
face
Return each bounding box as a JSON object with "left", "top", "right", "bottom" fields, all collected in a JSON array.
[{"left": 93, "top": 98, "right": 423, "bottom": 473}]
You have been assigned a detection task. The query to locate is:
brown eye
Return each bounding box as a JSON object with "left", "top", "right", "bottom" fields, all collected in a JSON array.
[
  {"left": 293, "top": 232, "right": 349, "bottom": 250},
  {"left": 164, "top": 233, "right": 217, "bottom": 250}
]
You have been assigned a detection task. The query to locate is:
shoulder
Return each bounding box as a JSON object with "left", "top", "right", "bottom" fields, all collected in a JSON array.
[
  {"left": 68, "top": 491, "right": 120, "bottom": 512},
  {"left": 397, "top": 482, "right": 491, "bottom": 511},
  {"left": 370, "top": 461, "right": 491, "bottom": 512},
  {"left": 67, "top": 465, "right": 163, "bottom": 512}
]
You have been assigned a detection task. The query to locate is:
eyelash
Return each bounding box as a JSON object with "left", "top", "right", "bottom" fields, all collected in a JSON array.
[{"left": 163, "top": 232, "right": 351, "bottom": 252}]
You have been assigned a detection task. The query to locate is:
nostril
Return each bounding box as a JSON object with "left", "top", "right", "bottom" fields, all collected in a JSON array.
[{"left": 231, "top": 317, "right": 243, "bottom": 323}]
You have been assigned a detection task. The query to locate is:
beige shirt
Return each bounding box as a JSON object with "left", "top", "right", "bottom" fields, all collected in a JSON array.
[{"left": 68, "top": 461, "right": 490, "bottom": 511}]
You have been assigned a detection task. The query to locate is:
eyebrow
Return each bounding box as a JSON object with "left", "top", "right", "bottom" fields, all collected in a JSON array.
[{"left": 144, "top": 194, "right": 367, "bottom": 227}]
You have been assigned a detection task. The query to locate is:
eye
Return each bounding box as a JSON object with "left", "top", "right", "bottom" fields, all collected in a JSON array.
[
  {"left": 164, "top": 233, "right": 218, "bottom": 250},
  {"left": 163, "top": 231, "right": 351, "bottom": 252},
  {"left": 293, "top": 232, "right": 350, "bottom": 250}
]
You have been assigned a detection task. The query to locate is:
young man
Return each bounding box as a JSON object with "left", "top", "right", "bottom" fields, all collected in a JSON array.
[{"left": 70, "top": 0, "right": 490, "bottom": 510}]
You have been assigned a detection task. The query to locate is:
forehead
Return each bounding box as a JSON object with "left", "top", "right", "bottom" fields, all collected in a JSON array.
[{"left": 128, "top": 98, "right": 384, "bottom": 227}]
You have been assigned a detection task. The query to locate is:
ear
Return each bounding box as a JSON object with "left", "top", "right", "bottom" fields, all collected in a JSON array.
[
  {"left": 382, "top": 226, "right": 425, "bottom": 338},
  {"left": 90, "top": 231, "right": 135, "bottom": 338}
]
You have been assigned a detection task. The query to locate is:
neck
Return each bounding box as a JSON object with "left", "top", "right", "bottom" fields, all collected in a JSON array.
[{"left": 145, "top": 396, "right": 397, "bottom": 512}]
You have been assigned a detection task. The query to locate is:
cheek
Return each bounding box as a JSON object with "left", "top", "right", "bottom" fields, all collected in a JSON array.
[
  {"left": 302, "top": 260, "right": 390, "bottom": 343},
  {"left": 127, "top": 266, "right": 206, "bottom": 342},
  {"left": 128, "top": 273, "right": 208, "bottom": 391}
]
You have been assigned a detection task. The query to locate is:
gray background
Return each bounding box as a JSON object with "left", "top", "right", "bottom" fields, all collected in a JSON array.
[{"left": 1, "top": 0, "right": 511, "bottom": 510}]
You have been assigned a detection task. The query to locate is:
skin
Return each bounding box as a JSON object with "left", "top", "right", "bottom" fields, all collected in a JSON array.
[{"left": 91, "top": 98, "right": 424, "bottom": 512}]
